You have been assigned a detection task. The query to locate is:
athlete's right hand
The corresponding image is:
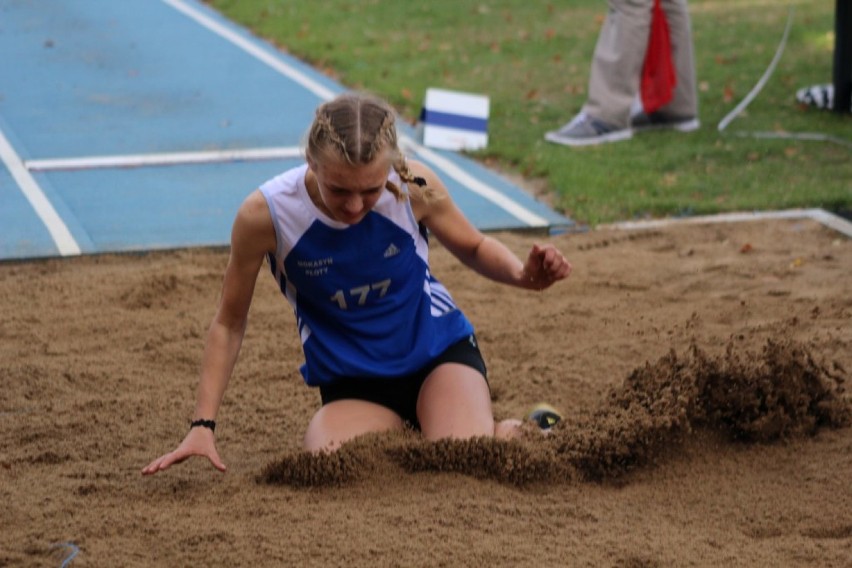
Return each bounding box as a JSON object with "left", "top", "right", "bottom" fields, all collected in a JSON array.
[{"left": 141, "top": 426, "right": 227, "bottom": 476}]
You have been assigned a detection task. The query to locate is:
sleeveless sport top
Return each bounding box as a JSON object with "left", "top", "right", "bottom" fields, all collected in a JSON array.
[{"left": 259, "top": 164, "right": 474, "bottom": 386}]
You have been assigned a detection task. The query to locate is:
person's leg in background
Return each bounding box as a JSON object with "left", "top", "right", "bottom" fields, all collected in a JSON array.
[
  {"left": 658, "top": 0, "right": 698, "bottom": 121},
  {"left": 584, "top": 0, "right": 654, "bottom": 128},
  {"left": 545, "top": 0, "right": 652, "bottom": 146},
  {"left": 631, "top": 0, "right": 700, "bottom": 131}
]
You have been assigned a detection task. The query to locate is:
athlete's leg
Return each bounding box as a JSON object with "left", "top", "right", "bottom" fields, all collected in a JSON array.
[
  {"left": 303, "top": 399, "right": 405, "bottom": 452},
  {"left": 416, "top": 363, "right": 521, "bottom": 441},
  {"left": 495, "top": 418, "right": 523, "bottom": 439},
  {"left": 660, "top": 0, "right": 698, "bottom": 118}
]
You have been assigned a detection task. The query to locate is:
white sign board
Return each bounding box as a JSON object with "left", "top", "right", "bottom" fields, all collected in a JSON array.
[{"left": 419, "top": 88, "right": 489, "bottom": 151}]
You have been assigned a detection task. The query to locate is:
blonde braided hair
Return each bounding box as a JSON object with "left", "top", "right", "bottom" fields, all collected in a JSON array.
[{"left": 306, "top": 93, "right": 436, "bottom": 201}]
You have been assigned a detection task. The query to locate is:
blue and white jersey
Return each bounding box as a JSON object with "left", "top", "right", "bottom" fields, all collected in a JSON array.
[{"left": 259, "top": 164, "right": 474, "bottom": 386}]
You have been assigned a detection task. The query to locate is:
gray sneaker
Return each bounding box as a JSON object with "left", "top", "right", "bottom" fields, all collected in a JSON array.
[
  {"left": 544, "top": 112, "right": 632, "bottom": 147},
  {"left": 631, "top": 111, "right": 700, "bottom": 132}
]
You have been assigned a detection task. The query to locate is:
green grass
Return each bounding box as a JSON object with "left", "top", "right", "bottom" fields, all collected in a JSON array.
[{"left": 207, "top": 0, "right": 851, "bottom": 225}]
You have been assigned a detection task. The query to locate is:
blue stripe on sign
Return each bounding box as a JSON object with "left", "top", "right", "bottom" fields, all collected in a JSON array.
[{"left": 421, "top": 109, "right": 488, "bottom": 133}]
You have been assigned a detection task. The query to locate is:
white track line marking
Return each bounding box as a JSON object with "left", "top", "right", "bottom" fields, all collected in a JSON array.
[
  {"left": 599, "top": 208, "right": 852, "bottom": 238},
  {"left": 0, "top": 129, "right": 81, "bottom": 256},
  {"left": 163, "top": 0, "right": 551, "bottom": 228},
  {"left": 26, "top": 146, "right": 303, "bottom": 171},
  {"left": 162, "top": 0, "right": 337, "bottom": 101}
]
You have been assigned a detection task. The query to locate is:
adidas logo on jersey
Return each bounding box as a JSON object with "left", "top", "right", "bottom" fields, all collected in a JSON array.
[{"left": 383, "top": 243, "right": 400, "bottom": 258}]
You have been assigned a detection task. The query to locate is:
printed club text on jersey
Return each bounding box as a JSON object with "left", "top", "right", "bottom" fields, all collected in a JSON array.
[{"left": 298, "top": 257, "right": 334, "bottom": 277}]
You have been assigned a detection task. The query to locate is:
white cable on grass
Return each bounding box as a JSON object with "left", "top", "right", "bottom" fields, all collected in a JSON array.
[
  {"left": 717, "top": 6, "right": 795, "bottom": 132},
  {"left": 717, "top": 5, "right": 852, "bottom": 149},
  {"left": 731, "top": 130, "right": 852, "bottom": 149}
]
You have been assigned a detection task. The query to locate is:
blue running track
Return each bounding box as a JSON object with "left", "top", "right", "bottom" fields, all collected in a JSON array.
[{"left": 0, "top": 0, "right": 573, "bottom": 261}]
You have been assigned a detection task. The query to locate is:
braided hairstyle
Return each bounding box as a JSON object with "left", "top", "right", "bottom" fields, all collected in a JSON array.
[{"left": 306, "top": 93, "right": 433, "bottom": 201}]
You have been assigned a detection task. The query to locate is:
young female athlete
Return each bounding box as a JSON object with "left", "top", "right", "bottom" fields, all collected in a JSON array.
[{"left": 142, "top": 92, "right": 571, "bottom": 475}]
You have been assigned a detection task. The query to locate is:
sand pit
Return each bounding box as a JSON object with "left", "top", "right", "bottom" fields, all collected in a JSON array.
[{"left": 2, "top": 218, "right": 851, "bottom": 566}]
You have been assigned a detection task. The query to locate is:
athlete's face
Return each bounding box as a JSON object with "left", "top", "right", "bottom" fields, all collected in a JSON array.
[{"left": 311, "top": 152, "right": 391, "bottom": 225}]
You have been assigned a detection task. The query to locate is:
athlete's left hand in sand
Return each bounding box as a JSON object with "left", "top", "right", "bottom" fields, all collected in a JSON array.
[{"left": 522, "top": 243, "right": 572, "bottom": 290}]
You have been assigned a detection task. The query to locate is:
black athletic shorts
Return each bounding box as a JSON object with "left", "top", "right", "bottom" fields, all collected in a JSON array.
[{"left": 318, "top": 334, "right": 487, "bottom": 430}]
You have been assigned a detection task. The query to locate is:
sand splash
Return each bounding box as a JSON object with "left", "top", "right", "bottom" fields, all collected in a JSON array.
[
  {"left": 557, "top": 338, "right": 850, "bottom": 480},
  {"left": 260, "top": 339, "right": 850, "bottom": 487}
]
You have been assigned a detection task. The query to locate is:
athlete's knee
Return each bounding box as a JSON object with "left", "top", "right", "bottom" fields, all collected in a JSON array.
[
  {"left": 303, "top": 409, "right": 342, "bottom": 453},
  {"left": 303, "top": 425, "right": 340, "bottom": 453},
  {"left": 303, "top": 400, "right": 404, "bottom": 453},
  {"left": 494, "top": 418, "right": 523, "bottom": 440}
]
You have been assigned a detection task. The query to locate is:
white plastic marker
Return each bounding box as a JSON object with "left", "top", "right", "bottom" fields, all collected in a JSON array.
[
  {"left": 0, "top": 128, "right": 81, "bottom": 256},
  {"left": 52, "top": 542, "right": 80, "bottom": 568},
  {"left": 420, "top": 88, "right": 490, "bottom": 151},
  {"left": 162, "top": 0, "right": 550, "bottom": 229}
]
